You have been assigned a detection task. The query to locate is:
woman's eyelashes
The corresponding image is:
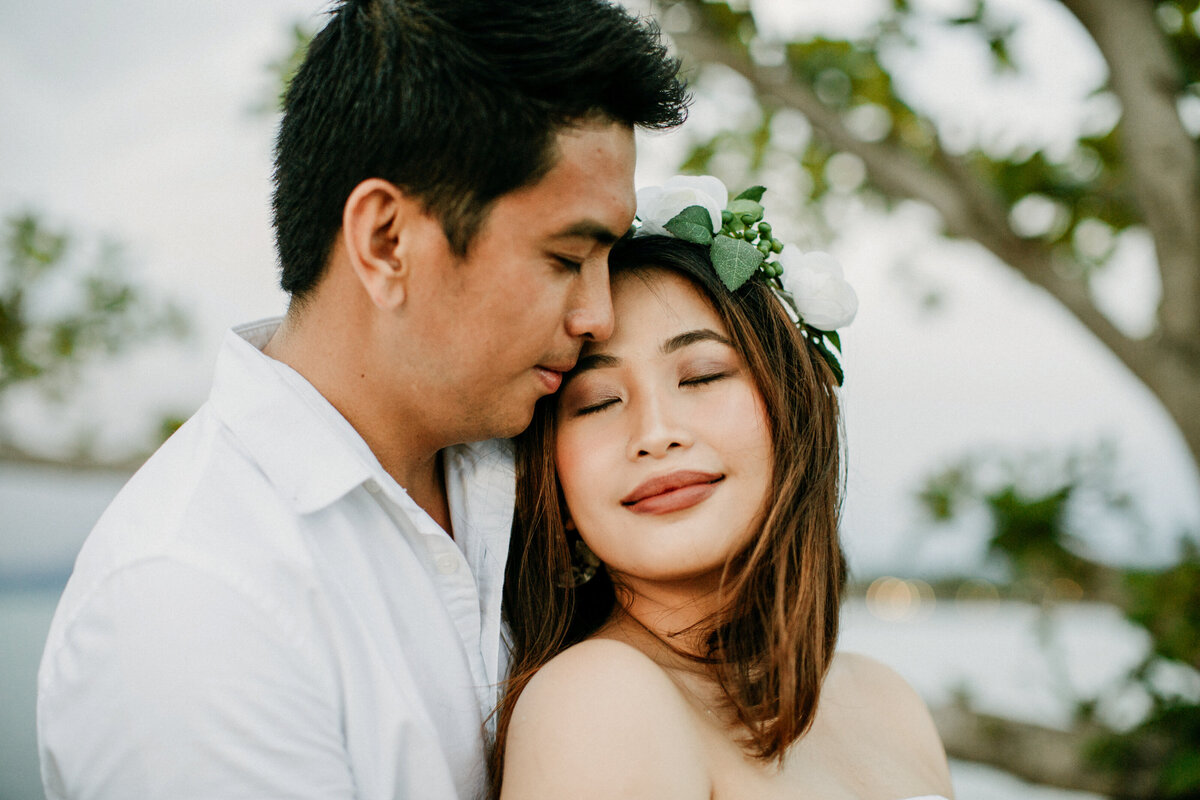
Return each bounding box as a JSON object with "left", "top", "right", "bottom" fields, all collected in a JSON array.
[
  {"left": 566, "top": 365, "right": 737, "bottom": 417},
  {"left": 679, "top": 354, "right": 740, "bottom": 387},
  {"left": 679, "top": 370, "right": 730, "bottom": 387},
  {"left": 575, "top": 396, "right": 619, "bottom": 416}
]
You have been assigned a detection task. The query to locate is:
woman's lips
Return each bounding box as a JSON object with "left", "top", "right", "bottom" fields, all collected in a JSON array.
[{"left": 621, "top": 471, "right": 724, "bottom": 515}]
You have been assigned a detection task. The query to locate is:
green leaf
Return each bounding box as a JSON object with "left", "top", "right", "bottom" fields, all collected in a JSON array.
[
  {"left": 663, "top": 205, "right": 715, "bottom": 245},
  {"left": 711, "top": 236, "right": 764, "bottom": 291},
  {"left": 734, "top": 185, "right": 766, "bottom": 202},
  {"left": 826, "top": 330, "right": 842, "bottom": 351},
  {"left": 726, "top": 199, "right": 764, "bottom": 223},
  {"left": 808, "top": 335, "right": 845, "bottom": 386}
]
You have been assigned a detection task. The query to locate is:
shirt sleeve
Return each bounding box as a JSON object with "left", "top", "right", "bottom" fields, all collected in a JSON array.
[{"left": 38, "top": 557, "right": 357, "bottom": 800}]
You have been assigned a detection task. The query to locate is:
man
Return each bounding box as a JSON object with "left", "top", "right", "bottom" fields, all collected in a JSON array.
[{"left": 37, "top": 1, "right": 687, "bottom": 797}]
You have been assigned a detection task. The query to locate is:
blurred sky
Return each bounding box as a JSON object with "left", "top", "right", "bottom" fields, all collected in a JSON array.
[{"left": 2, "top": 0, "right": 1198, "bottom": 576}]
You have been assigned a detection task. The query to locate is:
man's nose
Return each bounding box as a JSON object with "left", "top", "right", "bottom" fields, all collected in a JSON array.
[{"left": 565, "top": 263, "right": 614, "bottom": 342}]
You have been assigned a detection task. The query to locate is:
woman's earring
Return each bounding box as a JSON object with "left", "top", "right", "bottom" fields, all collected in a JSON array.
[{"left": 568, "top": 538, "right": 601, "bottom": 587}]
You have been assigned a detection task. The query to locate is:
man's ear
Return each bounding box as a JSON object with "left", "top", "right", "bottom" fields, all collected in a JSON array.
[{"left": 342, "top": 178, "right": 424, "bottom": 311}]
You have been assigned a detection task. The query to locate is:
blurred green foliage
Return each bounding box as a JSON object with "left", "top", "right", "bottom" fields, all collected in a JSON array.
[
  {"left": 258, "top": 22, "right": 314, "bottom": 115},
  {"left": 919, "top": 448, "right": 1200, "bottom": 796},
  {"left": 0, "top": 212, "right": 188, "bottom": 407}
]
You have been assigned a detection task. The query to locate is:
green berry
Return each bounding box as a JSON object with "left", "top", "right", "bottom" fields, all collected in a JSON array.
[
  {"left": 771, "top": 239, "right": 783, "bottom": 253},
  {"left": 741, "top": 213, "right": 755, "bottom": 226},
  {"left": 758, "top": 222, "right": 772, "bottom": 236},
  {"left": 721, "top": 210, "right": 734, "bottom": 225},
  {"left": 757, "top": 242, "right": 771, "bottom": 256}
]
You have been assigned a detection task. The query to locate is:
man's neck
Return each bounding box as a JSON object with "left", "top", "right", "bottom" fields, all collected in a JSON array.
[
  {"left": 368, "top": 436, "right": 454, "bottom": 536},
  {"left": 263, "top": 312, "right": 455, "bottom": 535}
]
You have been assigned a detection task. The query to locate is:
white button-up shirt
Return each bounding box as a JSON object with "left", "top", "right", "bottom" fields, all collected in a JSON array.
[{"left": 38, "top": 319, "right": 515, "bottom": 800}]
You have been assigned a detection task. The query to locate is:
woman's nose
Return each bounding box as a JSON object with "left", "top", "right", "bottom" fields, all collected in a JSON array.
[{"left": 626, "top": 390, "right": 693, "bottom": 460}]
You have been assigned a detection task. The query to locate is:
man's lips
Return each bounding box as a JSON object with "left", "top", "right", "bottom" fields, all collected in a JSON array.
[
  {"left": 621, "top": 470, "right": 724, "bottom": 515},
  {"left": 534, "top": 359, "right": 576, "bottom": 393},
  {"left": 534, "top": 367, "right": 563, "bottom": 392}
]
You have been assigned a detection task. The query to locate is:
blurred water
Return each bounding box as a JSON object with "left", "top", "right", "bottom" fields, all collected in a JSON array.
[
  {"left": 1, "top": 463, "right": 123, "bottom": 800},
  {"left": 1, "top": 465, "right": 129, "bottom": 588},
  {"left": 1, "top": 590, "right": 59, "bottom": 800}
]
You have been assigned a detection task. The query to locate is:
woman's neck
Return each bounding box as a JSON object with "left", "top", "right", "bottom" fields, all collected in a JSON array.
[{"left": 608, "top": 571, "right": 728, "bottom": 645}]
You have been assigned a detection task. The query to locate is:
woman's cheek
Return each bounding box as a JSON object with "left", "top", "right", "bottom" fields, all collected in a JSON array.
[{"left": 555, "top": 431, "right": 596, "bottom": 514}]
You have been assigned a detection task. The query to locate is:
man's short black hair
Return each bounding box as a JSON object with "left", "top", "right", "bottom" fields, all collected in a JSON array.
[{"left": 272, "top": 0, "right": 689, "bottom": 299}]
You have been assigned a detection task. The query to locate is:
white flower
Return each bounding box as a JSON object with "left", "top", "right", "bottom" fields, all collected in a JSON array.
[
  {"left": 778, "top": 249, "right": 858, "bottom": 330},
  {"left": 636, "top": 175, "right": 728, "bottom": 237}
]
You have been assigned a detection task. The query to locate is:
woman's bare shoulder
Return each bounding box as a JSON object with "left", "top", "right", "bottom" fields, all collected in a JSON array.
[
  {"left": 825, "top": 651, "right": 929, "bottom": 715},
  {"left": 501, "top": 639, "right": 711, "bottom": 800},
  {"left": 821, "top": 652, "right": 954, "bottom": 795}
]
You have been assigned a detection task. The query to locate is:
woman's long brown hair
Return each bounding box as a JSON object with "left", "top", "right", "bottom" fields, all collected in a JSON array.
[{"left": 489, "top": 235, "right": 846, "bottom": 791}]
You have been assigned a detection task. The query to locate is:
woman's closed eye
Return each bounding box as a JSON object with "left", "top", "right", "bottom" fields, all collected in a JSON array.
[
  {"left": 571, "top": 394, "right": 621, "bottom": 417},
  {"left": 680, "top": 371, "right": 730, "bottom": 387}
]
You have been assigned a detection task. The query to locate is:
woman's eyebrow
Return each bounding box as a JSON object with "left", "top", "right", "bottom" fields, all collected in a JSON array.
[
  {"left": 661, "top": 328, "right": 732, "bottom": 354},
  {"left": 566, "top": 329, "right": 731, "bottom": 381},
  {"left": 567, "top": 352, "right": 620, "bottom": 379}
]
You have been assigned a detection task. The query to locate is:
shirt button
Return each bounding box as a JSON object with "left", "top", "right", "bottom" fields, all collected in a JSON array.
[
  {"left": 364, "top": 479, "right": 381, "bottom": 494},
  {"left": 435, "top": 553, "right": 459, "bottom": 575}
]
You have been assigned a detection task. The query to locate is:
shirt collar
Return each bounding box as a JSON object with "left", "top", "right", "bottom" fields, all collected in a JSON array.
[{"left": 209, "top": 318, "right": 378, "bottom": 514}]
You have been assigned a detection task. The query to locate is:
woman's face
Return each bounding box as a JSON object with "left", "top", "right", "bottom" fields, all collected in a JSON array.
[{"left": 555, "top": 268, "right": 773, "bottom": 595}]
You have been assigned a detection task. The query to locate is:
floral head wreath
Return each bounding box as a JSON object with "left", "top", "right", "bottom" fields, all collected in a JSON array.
[{"left": 634, "top": 175, "right": 858, "bottom": 385}]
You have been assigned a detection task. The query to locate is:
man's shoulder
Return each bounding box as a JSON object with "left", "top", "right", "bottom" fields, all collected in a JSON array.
[
  {"left": 93, "top": 402, "right": 290, "bottom": 548},
  {"left": 63, "top": 402, "right": 318, "bottom": 612},
  {"left": 42, "top": 403, "right": 339, "bottom": 681}
]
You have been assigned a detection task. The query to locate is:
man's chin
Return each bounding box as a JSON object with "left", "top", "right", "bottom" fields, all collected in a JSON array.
[
  {"left": 466, "top": 404, "right": 537, "bottom": 443},
  {"left": 498, "top": 407, "right": 538, "bottom": 440}
]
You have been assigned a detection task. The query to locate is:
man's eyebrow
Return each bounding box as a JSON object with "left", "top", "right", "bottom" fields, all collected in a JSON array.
[
  {"left": 662, "top": 329, "right": 733, "bottom": 354},
  {"left": 548, "top": 220, "right": 623, "bottom": 246}
]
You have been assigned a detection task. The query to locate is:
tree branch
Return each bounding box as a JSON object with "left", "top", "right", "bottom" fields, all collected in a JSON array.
[
  {"left": 670, "top": 13, "right": 1009, "bottom": 247},
  {"left": 668, "top": 7, "right": 1160, "bottom": 386},
  {"left": 931, "top": 704, "right": 1162, "bottom": 797},
  {"left": 1058, "top": 0, "right": 1200, "bottom": 345}
]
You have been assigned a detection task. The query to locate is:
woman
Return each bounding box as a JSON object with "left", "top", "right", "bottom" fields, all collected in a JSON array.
[{"left": 493, "top": 178, "right": 954, "bottom": 799}]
